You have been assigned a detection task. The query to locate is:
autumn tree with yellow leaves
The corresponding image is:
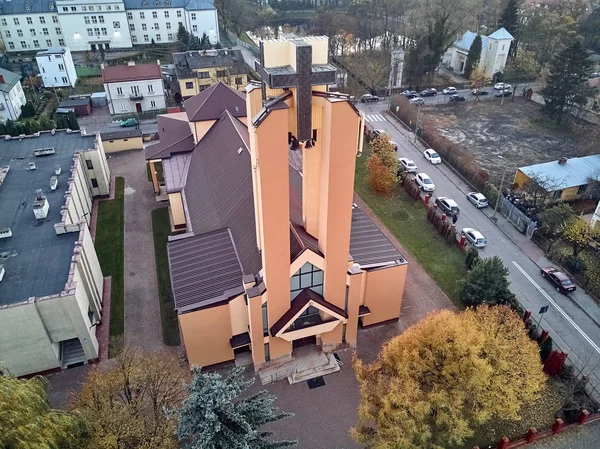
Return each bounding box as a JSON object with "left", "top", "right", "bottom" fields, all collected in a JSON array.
[
  {"left": 352, "top": 307, "right": 546, "bottom": 449},
  {"left": 367, "top": 136, "right": 398, "bottom": 195},
  {"left": 70, "top": 345, "right": 189, "bottom": 449}
]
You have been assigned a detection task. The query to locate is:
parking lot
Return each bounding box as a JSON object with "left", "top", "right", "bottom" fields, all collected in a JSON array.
[{"left": 420, "top": 98, "right": 597, "bottom": 184}]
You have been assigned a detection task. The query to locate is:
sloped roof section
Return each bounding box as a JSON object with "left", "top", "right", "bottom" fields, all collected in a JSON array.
[
  {"left": 168, "top": 229, "right": 244, "bottom": 312},
  {"left": 488, "top": 27, "right": 514, "bottom": 41},
  {"left": 350, "top": 206, "right": 406, "bottom": 266},
  {"left": 184, "top": 82, "right": 247, "bottom": 122},
  {"left": 519, "top": 155, "right": 600, "bottom": 191},
  {"left": 102, "top": 64, "right": 162, "bottom": 83},
  {"left": 145, "top": 114, "right": 195, "bottom": 160},
  {"left": 454, "top": 31, "right": 488, "bottom": 53},
  {"left": 183, "top": 110, "right": 261, "bottom": 275},
  {"left": 0, "top": 68, "right": 21, "bottom": 94}
]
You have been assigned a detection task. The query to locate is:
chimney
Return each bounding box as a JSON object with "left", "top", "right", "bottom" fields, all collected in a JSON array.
[
  {"left": 157, "top": 59, "right": 161, "bottom": 66},
  {"left": 100, "top": 63, "right": 105, "bottom": 70},
  {"left": 0, "top": 75, "right": 5, "bottom": 84},
  {"left": 127, "top": 60, "right": 135, "bottom": 66},
  {"left": 558, "top": 157, "right": 568, "bottom": 165},
  {"left": 32, "top": 189, "right": 50, "bottom": 220}
]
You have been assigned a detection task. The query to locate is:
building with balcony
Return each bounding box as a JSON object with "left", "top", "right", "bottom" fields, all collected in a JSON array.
[
  {"left": 36, "top": 47, "right": 78, "bottom": 88},
  {"left": 102, "top": 61, "right": 166, "bottom": 115},
  {"left": 0, "top": 129, "right": 111, "bottom": 377},
  {"left": 0, "top": 67, "right": 26, "bottom": 121},
  {"left": 0, "top": 0, "right": 218, "bottom": 52},
  {"left": 157, "top": 36, "right": 408, "bottom": 379},
  {"left": 173, "top": 49, "right": 248, "bottom": 99}
]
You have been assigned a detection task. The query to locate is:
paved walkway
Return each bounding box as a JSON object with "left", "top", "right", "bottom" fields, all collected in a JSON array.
[
  {"left": 526, "top": 420, "right": 600, "bottom": 449},
  {"left": 107, "top": 149, "right": 165, "bottom": 350}
]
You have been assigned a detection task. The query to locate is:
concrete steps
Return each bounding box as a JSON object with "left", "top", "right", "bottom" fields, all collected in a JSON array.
[{"left": 287, "top": 353, "right": 340, "bottom": 385}]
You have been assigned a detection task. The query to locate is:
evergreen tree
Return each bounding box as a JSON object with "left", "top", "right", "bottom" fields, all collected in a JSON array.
[
  {"left": 177, "top": 23, "right": 190, "bottom": 52},
  {"left": 66, "top": 111, "right": 80, "bottom": 130},
  {"left": 38, "top": 114, "right": 56, "bottom": 130},
  {"left": 463, "top": 34, "right": 482, "bottom": 79},
  {"left": 5, "top": 119, "right": 17, "bottom": 136},
  {"left": 199, "top": 32, "right": 212, "bottom": 50},
  {"left": 541, "top": 39, "right": 592, "bottom": 124},
  {"left": 499, "top": 0, "right": 519, "bottom": 55},
  {"left": 0, "top": 54, "right": 11, "bottom": 71},
  {"left": 176, "top": 367, "right": 297, "bottom": 449},
  {"left": 457, "top": 256, "right": 512, "bottom": 306}
]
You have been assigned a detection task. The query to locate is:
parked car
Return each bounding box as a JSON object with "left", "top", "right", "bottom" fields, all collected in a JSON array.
[
  {"left": 435, "top": 197, "right": 460, "bottom": 216},
  {"left": 443, "top": 87, "right": 458, "bottom": 95},
  {"left": 373, "top": 129, "right": 387, "bottom": 138},
  {"left": 449, "top": 94, "right": 466, "bottom": 102},
  {"left": 403, "top": 90, "right": 418, "bottom": 99},
  {"left": 471, "top": 89, "right": 489, "bottom": 96},
  {"left": 409, "top": 97, "right": 425, "bottom": 105},
  {"left": 415, "top": 173, "right": 435, "bottom": 191},
  {"left": 494, "top": 82, "right": 512, "bottom": 90},
  {"left": 466, "top": 192, "right": 489, "bottom": 208},
  {"left": 423, "top": 149, "right": 441, "bottom": 164},
  {"left": 420, "top": 88, "right": 437, "bottom": 97},
  {"left": 461, "top": 227, "right": 487, "bottom": 248},
  {"left": 120, "top": 118, "right": 138, "bottom": 127},
  {"left": 399, "top": 157, "right": 418, "bottom": 173},
  {"left": 390, "top": 140, "right": 399, "bottom": 152},
  {"left": 494, "top": 89, "right": 513, "bottom": 97},
  {"left": 361, "top": 94, "right": 380, "bottom": 103},
  {"left": 541, "top": 266, "right": 577, "bottom": 294}
]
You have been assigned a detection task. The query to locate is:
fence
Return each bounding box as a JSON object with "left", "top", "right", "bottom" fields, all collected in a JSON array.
[
  {"left": 111, "top": 108, "right": 167, "bottom": 122},
  {"left": 497, "top": 196, "right": 538, "bottom": 237}
]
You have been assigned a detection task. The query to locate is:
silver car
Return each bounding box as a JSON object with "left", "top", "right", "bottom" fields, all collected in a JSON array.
[
  {"left": 461, "top": 227, "right": 488, "bottom": 248},
  {"left": 466, "top": 192, "right": 489, "bottom": 208},
  {"left": 415, "top": 173, "right": 435, "bottom": 192}
]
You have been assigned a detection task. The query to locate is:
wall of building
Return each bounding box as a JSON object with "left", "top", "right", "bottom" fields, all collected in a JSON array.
[
  {"left": 104, "top": 78, "right": 166, "bottom": 114},
  {"left": 0, "top": 82, "right": 26, "bottom": 121},
  {"left": 178, "top": 72, "right": 247, "bottom": 98},
  {"left": 193, "top": 119, "right": 216, "bottom": 143},
  {"left": 102, "top": 135, "right": 143, "bottom": 153},
  {"left": 560, "top": 186, "right": 581, "bottom": 201},
  {"left": 179, "top": 304, "right": 235, "bottom": 368},
  {"left": 36, "top": 50, "right": 78, "bottom": 88},
  {"left": 82, "top": 137, "right": 111, "bottom": 197},
  {"left": 0, "top": 12, "right": 65, "bottom": 52},
  {"left": 361, "top": 264, "right": 407, "bottom": 327},
  {"left": 591, "top": 200, "right": 600, "bottom": 230},
  {"left": 184, "top": 8, "right": 218, "bottom": 43},
  {"left": 127, "top": 7, "right": 185, "bottom": 44}
]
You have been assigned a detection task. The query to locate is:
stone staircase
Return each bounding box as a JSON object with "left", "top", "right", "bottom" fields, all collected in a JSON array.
[
  {"left": 287, "top": 353, "right": 340, "bottom": 384},
  {"left": 60, "top": 338, "right": 86, "bottom": 368},
  {"left": 258, "top": 349, "right": 342, "bottom": 385}
]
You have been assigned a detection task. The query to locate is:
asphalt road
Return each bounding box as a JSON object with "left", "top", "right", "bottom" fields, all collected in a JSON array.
[{"left": 358, "top": 100, "right": 600, "bottom": 395}]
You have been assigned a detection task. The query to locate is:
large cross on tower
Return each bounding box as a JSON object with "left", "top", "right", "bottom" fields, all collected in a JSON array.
[{"left": 255, "top": 38, "right": 337, "bottom": 142}]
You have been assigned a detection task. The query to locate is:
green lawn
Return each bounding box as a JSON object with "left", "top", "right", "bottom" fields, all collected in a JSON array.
[
  {"left": 355, "top": 143, "right": 468, "bottom": 304},
  {"left": 94, "top": 177, "right": 125, "bottom": 356},
  {"left": 152, "top": 207, "right": 181, "bottom": 346}
]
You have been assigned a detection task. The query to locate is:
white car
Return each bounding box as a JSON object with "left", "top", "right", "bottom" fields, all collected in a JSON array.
[
  {"left": 415, "top": 173, "right": 435, "bottom": 191},
  {"left": 399, "top": 157, "right": 418, "bottom": 173},
  {"left": 373, "top": 129, "right": 387, "bottom": 138},
  {"left": 466, "top": 192, "right": 489, "bottom": 208},
  {"left": 443, "top": 87, "right": 457, "bottom": 95},
  {"left": 461, "top": 227, "right": 488, "bottom": 248},
  {"left": 423, "top": 149, "right": 441, "bottom": 164},
  {"left": 494, "top": 82, "right": 512, "bottom": 91}
]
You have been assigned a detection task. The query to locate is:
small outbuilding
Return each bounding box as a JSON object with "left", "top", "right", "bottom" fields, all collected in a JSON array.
[
  {"left": 100, "top": 129, "right": 143, "bottom": 153},
  {"left": 58, "top": 98, "right": 91, "bottom": 117}
]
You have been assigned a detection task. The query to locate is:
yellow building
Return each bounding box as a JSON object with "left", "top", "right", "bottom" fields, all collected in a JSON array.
[
  {"left": 100, "top": 129, "right": 143, "bottom": 153},
  {"left": 514, "top": 155, "right": 600, "bottom": 201},
  {"left": 162, "top": 37, "right": 408, "bottom": 381},
  {"left": 174, "top": 49, "right": 248, "bottom": 99}
]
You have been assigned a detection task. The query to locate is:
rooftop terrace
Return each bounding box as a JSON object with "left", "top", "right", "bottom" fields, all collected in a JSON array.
[{"left": 0, "top": 132, "right": 96, "bottom": 307}]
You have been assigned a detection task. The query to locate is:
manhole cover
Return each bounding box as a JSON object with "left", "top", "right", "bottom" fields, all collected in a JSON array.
[
  {"left": 129, "top": 272, "right": 136, "bottom": 277},
  {"left": 307, "top": 376, "right": 326, "bottom": 389}
]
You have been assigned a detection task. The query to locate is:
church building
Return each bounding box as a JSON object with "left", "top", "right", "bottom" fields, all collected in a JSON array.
[{"left": 152, "top": 36, "right": 408, "bottom": 379}]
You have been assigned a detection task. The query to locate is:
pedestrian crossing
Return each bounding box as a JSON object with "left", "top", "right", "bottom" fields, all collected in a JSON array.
[{"left": 365, "top": 113, "right": 386, "bottom": 123}]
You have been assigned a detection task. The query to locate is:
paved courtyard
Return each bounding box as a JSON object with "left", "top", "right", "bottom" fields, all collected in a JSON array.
[{"left": 107, "top": 149, "right": 165, "bottom": 350}]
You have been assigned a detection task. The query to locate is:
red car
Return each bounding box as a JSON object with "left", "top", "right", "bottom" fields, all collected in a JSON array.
[{"left": 541, "top": 266, "right": 576, "bottom": 294}]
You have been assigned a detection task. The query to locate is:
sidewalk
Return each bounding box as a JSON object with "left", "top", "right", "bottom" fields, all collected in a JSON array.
[{"left": 526, "top": 419, "right": 600, "bottom": 449}]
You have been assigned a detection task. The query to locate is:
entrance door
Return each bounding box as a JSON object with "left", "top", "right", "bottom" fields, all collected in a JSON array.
[
  {"left": 91, "top": 44, "right": 96, "bottom": 52},
  {"left": 460, "top": 60, "right": 465, "bottom": 73},
  {"left": 104, "top": 43, "right": 110, "bottom": 50},
  {"left": 136, "top": 102, "right": 142, "bottom": 113},
  {"left": 293, "top": 335, "right": 316, "bottom": 350}
]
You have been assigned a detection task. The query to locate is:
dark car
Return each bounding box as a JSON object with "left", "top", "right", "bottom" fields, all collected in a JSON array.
[
  {"left": 403, "top": 90, "right": 418, "bottom": 99},
  {"left": 541, "top": 266, "right": 577, "bottom": 294},
  {"left": 420, "top": 88, "right": 437, "bottom": 97},
  {"left": 449, "top": 95, "right": 466, "bottom": 102},
  {"left": 435, "top": 197, "right": 460, "bottom": 216},
  {"left": 471, "top": 89, "right": 489, "bottom": 96},
  {"left": 361, "top": 94, "right": 380, "bottom": 103}
]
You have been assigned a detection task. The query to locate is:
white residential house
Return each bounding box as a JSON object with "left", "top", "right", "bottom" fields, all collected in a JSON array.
[
  {"left": 0, "top": 0, "right": 219, "bottom": 52},
  {"left": 443, "top": 27, "right": 514, "bottom": 78},
  {"left": 102, "top": 61, "right": 166, "bottom": 115},
  {"left": 36, "top": 47, "right": 78, "bottom": 88},
  {"left": 0, "top": 68, "right": 26, "bottom": 121}
]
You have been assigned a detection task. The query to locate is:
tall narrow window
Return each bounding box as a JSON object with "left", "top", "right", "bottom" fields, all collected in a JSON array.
[
  {"left": 344, "top": 285, "right": 349, "bottom": 312},
  {"left": 262, "top": 302, "right": 268, "bottom": 337},
  {"left": 264, "top": 343, "right": 270, "bottom": 362}
]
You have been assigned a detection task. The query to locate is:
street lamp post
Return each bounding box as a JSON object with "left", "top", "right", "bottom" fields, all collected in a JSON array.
[
  {"left": 492, "top": 156, "right": 509, "bottom": 221},
  {"left": 413, "top": 103, "right": 421, "bottom": 143}
]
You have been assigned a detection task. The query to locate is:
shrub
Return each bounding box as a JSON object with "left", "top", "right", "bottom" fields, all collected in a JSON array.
[
  {"left": 484, "top": 183, "right": 500, "bottom": 208},
  {"left": 367, "top": 154, "right": 396, "bottom": 195},
  {"left": 564, "top": 255, "right": 586, "bottom": 274},
  {"left": 20, "top": 101, "right": 36, "bottom": 118},
  {"left": 465, "top": 246, "right": 480, "bottom": 269},
  {"left": 539, "top": 335, "right": 553, "bottom": 362},
  {"left": 539, "top": 203, "right": 576, "bottom": 236}
]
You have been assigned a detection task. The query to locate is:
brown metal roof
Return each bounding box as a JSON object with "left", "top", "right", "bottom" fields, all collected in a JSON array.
[
  {"left": 184, "top": 82, "right": 247, "bottom": 122},
  {"left": 145, "top": 114, "right": 195, "bottom": 160},
  {"left": 350, "top": 207, "right": 406, "bottom": 266},
  {"left": 182, "top": 110, "right": 261, "bottom": 276},
  {"left": 102, "top": 63, "right": 162, "bottom": 83},
  {"left": 270, "top": 289, "right": 347, "bottom": 336},
  {"left": 168, "top": 229, "right": 245, "bottom": 312}
]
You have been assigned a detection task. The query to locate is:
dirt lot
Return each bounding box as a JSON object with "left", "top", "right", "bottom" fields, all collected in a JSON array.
[{"left": 421, "top": 98, "right": 597, "bottom": 185}]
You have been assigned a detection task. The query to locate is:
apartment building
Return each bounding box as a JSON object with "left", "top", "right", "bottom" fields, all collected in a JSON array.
[
  {"left": 0, "top": 130, "right": 111, "bottom": 377},
  {"left": 102, "top": 61, "right": 166, "bottom": 114},
  {"left": 0, "top": 67, "right": 26, "bottom": 121},
  {"left": 0, "top": 0, "right": 218, "bottom": 52},
  {"left": 36, "top": 47, "right": 78, "bottom": 87},
  {"left": 173, "top": 49, "right": 248, "bottom": 99}
]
